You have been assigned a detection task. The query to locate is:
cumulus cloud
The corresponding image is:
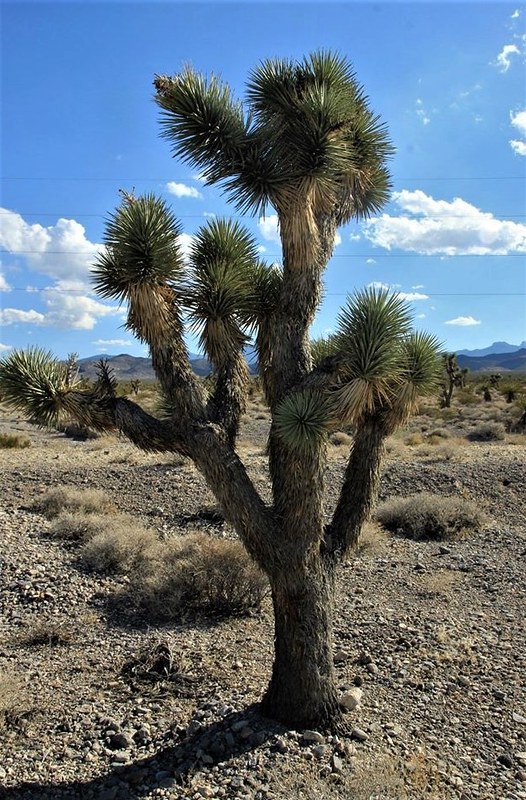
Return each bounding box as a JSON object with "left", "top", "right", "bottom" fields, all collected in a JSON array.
[
  {"left": 366, "top": 258, "right": 376, "bottom": 264},
  {"left": 444, "top": 316, "right": 481, "bottom": 327},
  {"left": 0, "top": 272, "right": 10, "bottom": 292},
  {"left": 92, "top": 338, "right": 132, "bottom": 347},
  {"left": 364, "top": 190, "right": 526, "bottom": 255},
  {"left": 366, "top": 281, "right": 428, "bottom": 302},
  {"left": 0, "top": 308, "right": 46, "bottom": 326},
  {"left": 177, "top": 232, "right": 194, "bottom": 261},
  {"left": 0, "top": 208, "right": 101, "bottom": 284},
  {"left": 166, "top": 182, "right": 202, "bottom": 199},
  {"left": 258, "top": 215, "right": 280, "bottom": 244},
  {"left": 511, "top": 9, "right": 520, "bottom": 19},
  {"left": 398, "top": 292, "right": 429, "bottom": 301},
  {"left": 0, "top": 343, "right": 12, "bottom": 352},
  {"left": 494, "top": 44, "right": 520, "bottom": 72},
  {"left": 510, "top": 109, "right": 526, "bottom": 155},
  {"left": 40, "top": 287, "right": 121, "bottom": 330}
]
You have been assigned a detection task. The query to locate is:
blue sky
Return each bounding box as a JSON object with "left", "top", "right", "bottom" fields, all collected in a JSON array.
[{"left": 1, "top": 1, "right": 525, "bottom": 360}]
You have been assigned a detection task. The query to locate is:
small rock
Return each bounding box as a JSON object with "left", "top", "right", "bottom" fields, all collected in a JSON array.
[
  {"left": 334, "top": 649, "right": 349, "bottom": 663},
  {"left": 339, "top": 688, "right": 363, "bottom": 711},
  {"left": 108, "top": 732, "right": 134, "bottom": 750},
  {"left": 312, "top": 744, "right": 328, "bottom": 759},
  {"left": 366, "top": 662, "right": 379, "bottom": 676},
  {"left": 351, "top": 728, "right": 368, "bottom": 742},
  {"left": 331, "top": 754, "right": 344, "bottom": 773},
  {"left": 302, "top": 729, "right": 325, "bottom": 744},
  {"left": 513, "top": 713, "right": 526, "bottom": 725},
  {"left": 516, "top": 753, "right": 526, "bottom": 767},
  {"left": 497, "top": 753, "right": 514, "bottom": 768}
]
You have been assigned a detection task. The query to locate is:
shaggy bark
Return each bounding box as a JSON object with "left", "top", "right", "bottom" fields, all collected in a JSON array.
[
  {"left": 260, "top": 557, "right": 342, "bottom": 729},
  {"left": 326, "top": 419, "right": 386, "bottom": 558}
]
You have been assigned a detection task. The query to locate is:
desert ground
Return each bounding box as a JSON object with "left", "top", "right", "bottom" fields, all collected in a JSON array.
[{"left": 1, "top": 384, "right": 525, "bottom": 800}]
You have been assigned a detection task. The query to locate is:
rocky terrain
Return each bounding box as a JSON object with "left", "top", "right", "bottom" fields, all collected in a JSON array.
[{"left": 1, "top": 401, "right": 525, "bottom": 800}]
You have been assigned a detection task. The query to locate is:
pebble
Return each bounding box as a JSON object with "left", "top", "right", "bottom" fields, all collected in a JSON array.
[{"left": 302, "top": 730, "right": 325, "bottom": 744}]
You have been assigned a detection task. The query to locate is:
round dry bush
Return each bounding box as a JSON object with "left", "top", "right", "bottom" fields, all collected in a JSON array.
[
  {"left": 467, "top": 421, "right": 506, "bottom": 442},
  {"left": 330, "top": 431, "right": 353, "bottom": 447},
  {"left": 135, "top": 532, "right": 268, "bottom": 619},
  {"left": 376, "top": 493, "right": 485, "bottom": 541},
  {"left": 48, "top": 512, "right": 109, "bottom": 543},
  {"left": 36, "top": 487, "right": 116, "bottom": 519},
  {"left": 81, "top": 519, "right": 159, "bottom": 575}
]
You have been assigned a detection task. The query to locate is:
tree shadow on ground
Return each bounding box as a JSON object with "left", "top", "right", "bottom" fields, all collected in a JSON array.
[{"left": 3, "top": 704, "right": 285, "bottom": 800}]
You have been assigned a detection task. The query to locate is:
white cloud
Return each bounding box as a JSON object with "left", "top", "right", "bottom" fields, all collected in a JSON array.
[
  {"left": 367, "top": 281, "right": 390, "bottom": 291},
  {"left": 334, "top": 232, "right": 342, "bottom": 247},
  {"left": 364, "top": 189, "right": 526, "bottom": 255},
  {"left": 0, "top": 272, "right": 10, "bottom": 291},
  {"left": 166, "top": 182, "right": 202, "bottom": 199},
  {"left": 510, "top": 110, "right": 526, "bottom": 135},
  {"left": 415, "top": 314, "right": 426, "bottom": 319},
  {"left": 494, "top": 44, "right": 520, "bottom": 72},
  {"left": 349, "top": 233, "right": 361, "bottom": 242},
  {"left": 415, "top": 98, "right": 430, "bottom": 126},
  {"left": 0, "top": 208, "right": 101, "bottom": 284},
  {"left": 40, "top": 287, "right": 121, "bottom": 330},
  {"left": 0, "top": 342, "right": 12, "bottom": 352},
  {"left": 444, "top": 316, "right": 481, "bottom": 327},
  {"left": 0, "top": 308, "right": 46, "bottom": 326},
  {"left": 510, "top": 109, "right": 526, "bottom": 155},
  {"left": 203, "top": 211, "right": 216, "bottom": 218},
  {"left": 258, "top": 215, "right": 280, "bottom": 244},
  {"left": 177, "top": 233, "right": 194, "bottom": 261},
  {"left": 412, "top": 284, "right": 425, "bottom": 289},
  {"left": 511, "top": 9, "right": 520, "bottom": 19},
  {"left": 397, "top": 292, "right": 429, "bottom": 301},
  {"left": 92, "top": 338, "right": 132, "bottom": 347},
  {"left": 365, "top": 258, "right": 376, "bottom": 264}
]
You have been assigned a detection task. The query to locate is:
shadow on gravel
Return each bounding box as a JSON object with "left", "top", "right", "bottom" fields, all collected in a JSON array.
[{"left": 2, "top": 704, "right": 282, "bottom": 800}]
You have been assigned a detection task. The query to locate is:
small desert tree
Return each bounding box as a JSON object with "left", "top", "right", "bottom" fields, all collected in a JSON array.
[
  {"left": 440, "top": 352, "right": 464, "bottom": 408},
  {"left": 0, "top": 52, "right": 441, "bottom": 730}
]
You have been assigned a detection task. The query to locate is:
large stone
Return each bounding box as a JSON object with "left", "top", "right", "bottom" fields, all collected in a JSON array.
[{"left": 339, "top": 688, "right": 363, "bottom": 711}]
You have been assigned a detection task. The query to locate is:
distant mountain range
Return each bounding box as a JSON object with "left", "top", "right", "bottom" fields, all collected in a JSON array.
[
  {"left": 457, "top": 341, "right": 526, "bottom": 358},
  {"left": 78, "top": 341, "right": 526, "bottom": 380}
]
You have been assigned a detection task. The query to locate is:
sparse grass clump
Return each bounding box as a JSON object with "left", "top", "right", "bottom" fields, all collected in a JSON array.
[
  {"left": 467, "top": 421, "right": 506, "bottom": 442},
  {"left": 81, "top": 519, "right": 159, "bottom": 575},
  {"left": 0, "top": 670, "right": 31, "bottom": 730},
  {"left": 0, "top": 432, "right": 30, "bottom": 449},
  {"left": 20, "top": 622, "right": 75, "bottom": 647},
  {"left": 48, "top": 511, "right": 109, "bottom": 542},
  {"left": 134, "top": 532, "right": 268, "bottom": 618},
  {"left": 36, "top": 487, "right": 116, "bottom": 519},
  {"left": 329, "top": 430, "right": 353, "bottom": 447},
  {"left": 376, "top": 492, "right": 485, "bottom": 540}
]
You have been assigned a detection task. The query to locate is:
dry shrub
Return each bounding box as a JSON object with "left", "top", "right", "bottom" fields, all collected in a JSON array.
[
  {"left": 135, "top": 532, "right": 268, "bottom": 618},
  {"left": 48, "top": 511, "right": 110, "bottom": 542},
  {"left": 376, "top": 492, "right": 485, "bottom": 540},
  {"left": 0, "top": 432, "right": 30, "bottom": 449},
  {"left": 36, "top": 487, "right": 116, "bottom": 519},
  {"left": 330, "top": 430, "right": 353, "bottom": 447},
  {"left": 355, "top": 521, "right": 389, "bottom": 557},
  {"left": 404, "top": 432, "right": 424, "bottom": 446},
  {"left": 427, "top": 427, "right": 451, "bottom": 440},
  {"left": 0, "top": 670, "right": 32, "bottom": 730},
  {"left": 81, "top": 518, "right": 159, "bottom": 575},
  {"left": 467, "top": 421, "right": 506, "bottom": 441},
  {"left": 19, "top": 621, "right": 75, "bottom": 647}
]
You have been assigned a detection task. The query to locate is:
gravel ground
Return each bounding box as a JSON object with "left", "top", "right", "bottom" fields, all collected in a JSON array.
[{"left": 1, "top": 406, "right": 525, "bottom": 800}]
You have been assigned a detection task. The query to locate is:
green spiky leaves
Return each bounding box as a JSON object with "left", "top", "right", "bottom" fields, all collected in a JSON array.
[
  {"left": 274, "top": 390, "right": 330, "bottom": 453},
  {"left": 331, "top": 289, "right": 442, "bottom": 426},
  {"left": 184, "top": 218, "right": 260, "bottom": 367},
  {"left": 154, "top": 51, "right": 393, "bottom": 220},
  {"left": 93, "top": 193, "right": 184, "bottom": 303},
  {"left": 0, "top": 348, "right": 72, "bottom": 427}
]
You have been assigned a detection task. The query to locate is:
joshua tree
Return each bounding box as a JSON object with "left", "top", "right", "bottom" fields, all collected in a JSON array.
[
  {"left": 440, "top": 352, "right": 464, "bottom": 408},
  {"left": 0, "top": 53, "right": 441, "bottom": 730}
]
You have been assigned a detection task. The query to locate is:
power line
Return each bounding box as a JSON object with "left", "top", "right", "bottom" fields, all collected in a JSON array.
[
  {"left": 3, "top": 286, "right": 525, "bottom": 297},
  {"left": 2, "top": 211, "right": 526, "bottom": 221},
  {"left": 2, "top": 250, "right": 525, "bottom": 258},
  {"left": 2, "top": 175, "right": 525, "bottom": 182}
]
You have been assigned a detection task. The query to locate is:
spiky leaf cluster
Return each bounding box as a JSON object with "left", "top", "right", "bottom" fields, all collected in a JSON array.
[
  {"left": 310, "top": 335, "right": 338, "bottom": 368},
  {"left": 93, "top": 194, "right": 184, "bottom": 303},
  {"left": 0, "top": 348, "right": 72, "bottom": 427},
  {"left": 274, "top": 390, "right": 330, "bottom": 452},
  {"left": 154, "top": 51, "right": 393, "bottom": 220},
  {"left": 327, "top": 289, "right": 441, "bottom": 426},
  {"left": 184, "top": 219, "right": 259, "bottom": 366}
]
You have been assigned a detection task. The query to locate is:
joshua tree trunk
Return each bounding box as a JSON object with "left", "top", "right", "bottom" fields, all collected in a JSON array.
[{"left": 260, "top": 555, "right": 341, "bottom": 728}]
